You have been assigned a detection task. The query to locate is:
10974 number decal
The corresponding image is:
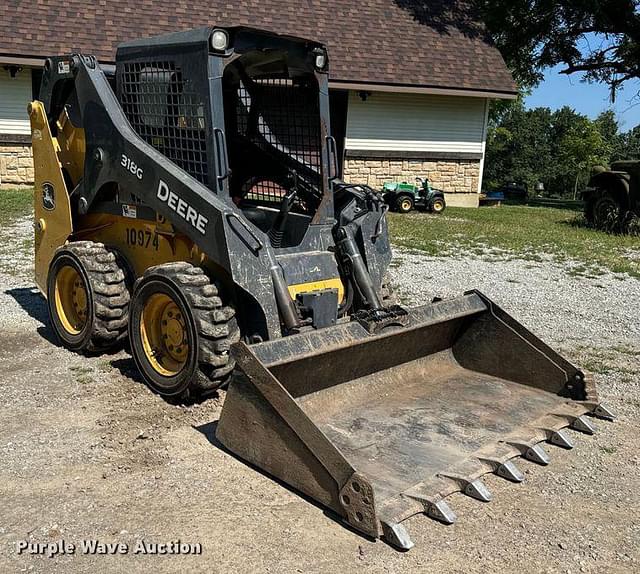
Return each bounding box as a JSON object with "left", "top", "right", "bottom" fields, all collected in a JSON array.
[{"left": 126, "top": 228, "right": 159, "bottom": 251}]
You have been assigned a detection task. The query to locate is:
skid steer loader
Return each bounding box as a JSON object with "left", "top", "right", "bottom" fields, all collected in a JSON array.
[{"left": 31, "top": 26, "right": 614, "bottom": 550}]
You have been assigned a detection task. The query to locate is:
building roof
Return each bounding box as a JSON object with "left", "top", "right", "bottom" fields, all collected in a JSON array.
[{"left": 0, "top": 0, "right": 517, "bottom": 96}]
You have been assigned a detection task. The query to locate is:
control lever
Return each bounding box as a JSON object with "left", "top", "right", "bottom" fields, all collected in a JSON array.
[{"left": 268, "top": 172, "right": 299, "bottom": 248}]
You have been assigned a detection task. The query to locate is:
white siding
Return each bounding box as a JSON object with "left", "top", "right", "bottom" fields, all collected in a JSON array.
[
  {"left": 345, "top": 91, "right": 487, "bottom": 154},
  {"left": 477, "top": 99, "right": 490, "bottom": 193},
  {"left": 0, "top": 68, "right": 32, "bottom": 135}
]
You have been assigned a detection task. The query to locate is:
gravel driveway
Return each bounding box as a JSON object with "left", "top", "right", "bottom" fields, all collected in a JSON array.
[{"left": 1, "top": 215, "right": 638, "bottom": 574}]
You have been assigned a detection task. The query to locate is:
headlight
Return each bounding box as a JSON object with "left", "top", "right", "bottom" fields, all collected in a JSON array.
[
  {"left": 314, "top": 49, "right": 328, "bottom": 71},
  {"left": 210, "top": 29, "right": 229, "bottom": 52}
]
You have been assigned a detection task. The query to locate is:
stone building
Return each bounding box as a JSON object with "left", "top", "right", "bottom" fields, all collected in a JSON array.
[{"left": 0, "top": 1, "right": 517, "bottom": 205}]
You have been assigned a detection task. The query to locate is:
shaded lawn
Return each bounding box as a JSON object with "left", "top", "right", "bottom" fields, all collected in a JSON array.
[{"left": 388, "top": 206, "right": 640, "bottom": 278}]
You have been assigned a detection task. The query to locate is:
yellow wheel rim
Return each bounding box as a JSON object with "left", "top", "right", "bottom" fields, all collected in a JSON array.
[
  {"left": 140, "top": 293, "right": 189, "bottom": 377},
  {"left": 54, "top": 265, "right": 88, "bottom": 335},
  {"left": 401, "top": 199, "right": 412, "bottom": 211},
  {"left": 433, "top": 200, "right": 444, "bottom": 212}
]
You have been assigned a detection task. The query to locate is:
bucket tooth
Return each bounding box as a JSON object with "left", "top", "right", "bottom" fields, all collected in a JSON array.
[
  {"left": 496, "top": 460, "right": 525, "bottom": 483},
  {"left": 592, "top": 404, "right": 616, "bottom": 421},
  {"left": 428, "top": 500, "right": 457, "bottom": 525},
  {"left": 572, "top": 416, "right": 597, "bottom": 435},
  {"left": 524, "top": 444, "right": 551, "bottom": 465},
  {"left": 549, "top": 430, "right": 574, "bottom": 450},
  {"left": 382, "top": 522, "right": 414, "bottom": 551},
  {"left": 464, "top": 479, "right": 493, "bottom": 503}
]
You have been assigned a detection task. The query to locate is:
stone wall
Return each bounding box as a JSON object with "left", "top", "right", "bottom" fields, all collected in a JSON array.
[
  {"left": 0, "top": 144, "right": 34, "bottom": 187},
  {"left": 0, "top": 146, "right": 484, "bottom": 204},
  {"left": 343, "top": 156, "right": 481, "bottom": 207}
]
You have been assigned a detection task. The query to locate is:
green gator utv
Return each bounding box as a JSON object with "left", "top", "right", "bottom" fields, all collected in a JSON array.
[
  {"left": 31, "top": 25, "right": 613, "bottom": 551},
  {"left": 382, "top": 177, "right": 446, "bottom": 214},
  {"left": 584, "top": 161, "right": 640, "bottom": 231}
]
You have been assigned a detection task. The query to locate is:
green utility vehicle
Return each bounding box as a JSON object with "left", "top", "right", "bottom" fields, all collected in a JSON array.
[{"left": 382, "top": 177, "right": 446, "bottom": 214}]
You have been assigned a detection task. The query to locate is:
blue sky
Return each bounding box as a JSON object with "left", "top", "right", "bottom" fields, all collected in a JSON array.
[{"left": 526, "top": 65, "right": 640, "bottom": 131}]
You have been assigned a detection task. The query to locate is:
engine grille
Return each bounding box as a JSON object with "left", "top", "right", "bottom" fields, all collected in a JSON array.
[{"left": 118, "top": 61, "right": 209, "bottom": 185}]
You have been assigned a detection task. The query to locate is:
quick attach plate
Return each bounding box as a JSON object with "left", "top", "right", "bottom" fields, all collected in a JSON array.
[{"left": 352, "top": 305, "right": 411, "bottom": 334}]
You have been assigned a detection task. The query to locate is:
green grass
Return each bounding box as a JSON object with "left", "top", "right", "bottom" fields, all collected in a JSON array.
[
  {"left": 1, "top": 189, "right": 639, "bottom": 276},
  {"left": 575, "top": 344, "right": 639, "bottom": 377},
  {"left": 0, "top": 188, "right": 33, "bottom": 224},
  {"left": 388, "top": 206, "right": 640, "bottom": 278}
]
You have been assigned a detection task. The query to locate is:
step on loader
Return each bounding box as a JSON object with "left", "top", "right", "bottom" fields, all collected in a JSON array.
[{"left": 30, "top": 26, "right": 614, "bottom": 550}]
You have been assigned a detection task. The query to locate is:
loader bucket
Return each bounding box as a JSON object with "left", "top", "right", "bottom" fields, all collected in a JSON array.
[{"left": 216, "top": 291, "right": 611, "bottom": 550}]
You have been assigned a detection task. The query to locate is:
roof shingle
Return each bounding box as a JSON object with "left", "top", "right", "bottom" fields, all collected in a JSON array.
[{"left": 0, "top": 0, "right": 517, "bottom": 95}]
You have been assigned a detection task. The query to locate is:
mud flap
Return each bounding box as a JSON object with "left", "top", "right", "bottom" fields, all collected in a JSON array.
[{"left": 216, "top": 291, "right": 610, "bottom": 550}]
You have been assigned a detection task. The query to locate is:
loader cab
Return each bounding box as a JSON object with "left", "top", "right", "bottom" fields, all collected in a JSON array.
[
  {"left": 116, "top": 27, "right": 335, "bottom": 248},
  {"left": 221, "top": 38, "right": 329, "bottom": 245}
]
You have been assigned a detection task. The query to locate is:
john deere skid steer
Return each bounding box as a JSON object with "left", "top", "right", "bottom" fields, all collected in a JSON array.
[{"left": 31, "top": 26, "right": 613, "bottom": 550}]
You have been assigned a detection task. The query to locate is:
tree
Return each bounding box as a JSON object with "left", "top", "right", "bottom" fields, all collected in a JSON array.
[
  {"left": 595, "top": 110, "right": 620, "bottom": 144},
  {"left": 485, "top": 103, "right": 612, "bottom": 197},
  {"left": 484, "top": 101, "right": 555, "bottom": 191},
  {"left": 551, "top": 109, "right": 609, "bottom": 197},
  {"left": 472, "top": 1, "right": 640, "bottom": 195},
  {"left": 618, "top": 126, "right": 640, "bottom": 159},
  {"left": 594, "top": 110, "right": 631, "bottom": 161},
  {"left": 476, "top": 0, "right": 640, "bottom": 93}
]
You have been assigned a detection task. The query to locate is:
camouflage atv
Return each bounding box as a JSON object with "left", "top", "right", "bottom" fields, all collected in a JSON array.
[
  {"left": 382, "top": 177, "right": 446, "bottom": 214},
  {"left": 584, "top": 161, "right": 640, "bottom": 231}
]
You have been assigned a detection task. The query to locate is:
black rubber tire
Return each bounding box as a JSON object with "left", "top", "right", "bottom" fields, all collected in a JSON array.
[
  {"left": 395, "top": 194, "right": 415, "bottom": 214},
  {"left": 431, "top": 197, "right": 446, "bottom": 214},
  {"left": 47, "top": 241, "right": 130, "bottom": 353},
  {"left": 593, "top": 192, "right": 623, "bottom": 230},
  {"left": 128, "top": 262, "right": 239, "bottom": 400}
]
